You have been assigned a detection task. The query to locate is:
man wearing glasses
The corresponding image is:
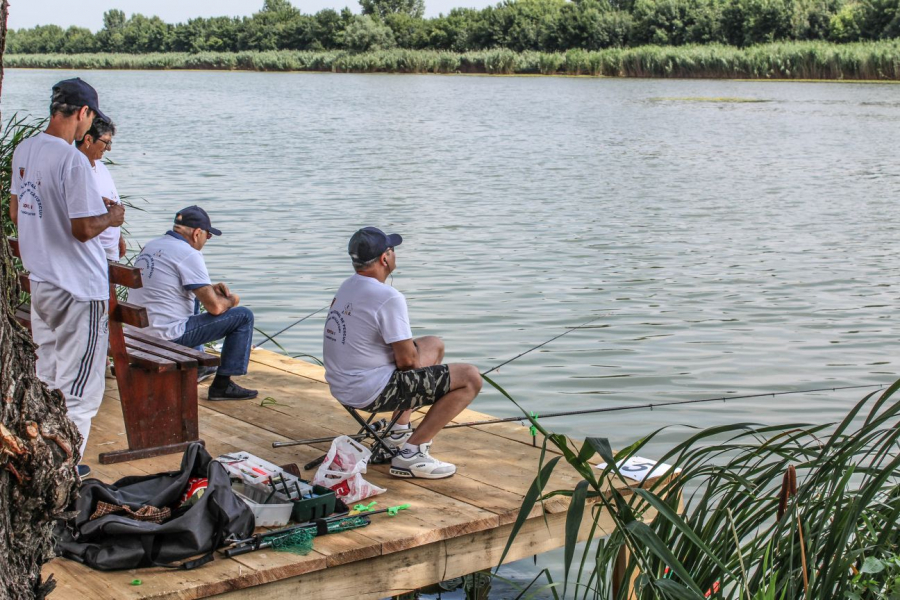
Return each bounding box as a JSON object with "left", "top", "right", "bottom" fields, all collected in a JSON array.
[
  {"left": 75, "top": 116, "right": 125, "bottom": 261},
  {"left": 129, "top": 206, "right": 257, "bottom": 401},
  {"left": 323, "top": 227, "right": 483, "bottom": 479}
]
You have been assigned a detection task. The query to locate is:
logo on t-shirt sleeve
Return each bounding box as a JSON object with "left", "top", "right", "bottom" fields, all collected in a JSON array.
[{"left": 324, "top": 309, "right": 347, "bottom": 345}]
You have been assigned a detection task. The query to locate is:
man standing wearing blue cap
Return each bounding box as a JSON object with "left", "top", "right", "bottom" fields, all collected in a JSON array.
[
  {"left": 323, "top": 227, "right": 483, "bottom": 479},
  {"left": 9, "top": 78, "right": 125, "bottom": 478},
  {"left": 130, "top": 206, "right": 257, "bottom": 401}
]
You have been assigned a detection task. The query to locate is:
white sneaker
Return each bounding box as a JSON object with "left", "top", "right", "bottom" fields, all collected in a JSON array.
[
  {"left": 390, "top": 442, "right": 456, "bottom": 479},
  {"left": 382, "top": 429, "right": 413, "bottom": 450}
]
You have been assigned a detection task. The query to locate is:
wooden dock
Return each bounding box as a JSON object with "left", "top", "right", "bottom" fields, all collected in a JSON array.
[{"left": 43, "top": 349, "right": 654, "bottom": 600}]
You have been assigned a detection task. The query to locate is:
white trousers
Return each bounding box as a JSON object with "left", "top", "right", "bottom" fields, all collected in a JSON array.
[{"left": 31, "top": 281, "right": 109, "bottom": 459}]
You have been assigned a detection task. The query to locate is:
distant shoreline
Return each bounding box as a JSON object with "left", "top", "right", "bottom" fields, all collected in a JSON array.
[{"left": 7, "top": 42, "right": 900, "bottom": 80}]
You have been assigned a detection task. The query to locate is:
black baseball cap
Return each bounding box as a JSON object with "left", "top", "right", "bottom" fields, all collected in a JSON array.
[
  {"left": 349, "top": 227, "right": 402, "bottom": 262},
  {"left": 174, "top": 206, "right": 222, "bottom": 236},
  {"left": 52, "top": 78, "right": 108, "bottom": 122}
]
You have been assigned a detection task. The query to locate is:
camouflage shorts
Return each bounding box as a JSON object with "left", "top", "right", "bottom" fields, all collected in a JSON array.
[{"left": 363, "top": 365, "right": 451, "bottom": 413}]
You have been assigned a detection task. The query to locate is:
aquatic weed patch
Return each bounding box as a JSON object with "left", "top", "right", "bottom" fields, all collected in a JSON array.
[{"left": 7, "top": 41, "right": 900, "bottom": 80}]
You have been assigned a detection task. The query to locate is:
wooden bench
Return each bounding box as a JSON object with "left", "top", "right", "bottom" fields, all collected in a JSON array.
[{"left": 9, "top": 238, "right": 219, "bottom": 464}]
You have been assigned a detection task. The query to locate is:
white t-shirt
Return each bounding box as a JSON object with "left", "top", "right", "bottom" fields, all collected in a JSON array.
[
  {"left": 128, "top": 233, "right": 212, "bottom": 340},
  {"left": 323, "top": 274, "right": 413, "bottom": 408},
  {"left": 12, "top": 133, "right": 108, "bottom": 301},
  {"left": 92, "top": 161, "right": 121, "bottom": 254}
]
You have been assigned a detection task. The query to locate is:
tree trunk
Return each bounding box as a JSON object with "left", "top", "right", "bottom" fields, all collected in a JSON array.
[{"left": 0, "top": 2, "right": 83, "bottom": 598}]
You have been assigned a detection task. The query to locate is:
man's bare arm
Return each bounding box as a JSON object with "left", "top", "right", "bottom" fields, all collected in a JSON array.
[
  {"left": 9, "top": 194, "right": 17, "bottom": 227},
  {"left": 391, "top": 339, "right": 420, "bottom": 371},
  {"left": 194, "top": 284, "right": 238, "bottom": 316},
  {"left": 70, "top": 201, "right": 124, "bottom": 242}
]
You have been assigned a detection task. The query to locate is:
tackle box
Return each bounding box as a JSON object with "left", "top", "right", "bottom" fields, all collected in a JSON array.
[{"left": 216, "top": 451, "right": 336, "bottom": 524}]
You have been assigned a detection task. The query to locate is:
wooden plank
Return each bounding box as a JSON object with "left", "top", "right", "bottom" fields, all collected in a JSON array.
[
  {"left": 18, "top": 272, "right": 31, "bottom": 293},
  {"left": 42, "top": 545, "right": 279, "bottom": 600},
  {"left": 122, "top": 348, "right": 178, "bottom": 373},
  {"left": 125, "top": 337, "right": 199, "bottom": 368},
  {"left": 108, "top": 262, "right": 143, "bottom": 288},
  {"left": 112, "top": 301, "right": 150, "bottom": 328},
  {"left": 125, "top": 327, "right": 220, "bottom": 366},
  {"left": 249, "top": 349, "right": 328, "bottom": 384}
]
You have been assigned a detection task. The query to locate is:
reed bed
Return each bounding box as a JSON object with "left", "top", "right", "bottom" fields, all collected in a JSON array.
[
  {"left": 493, "top": 375, "right": 900, "bottom": 599},
  {"left": 7, "top": 41, "right": 900, "bottom": 79}
]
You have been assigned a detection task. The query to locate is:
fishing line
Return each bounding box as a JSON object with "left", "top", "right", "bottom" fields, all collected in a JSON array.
[
  {"left": 440, "top": 383, "right": 886, "bottom": 429},
  {"left": 271, "top": 383, "right": 885, "bottom": 448},
  {"left": 480, "top": 315, "right": 604, "bottom": 376},
  {"left": 256, "top": 305, "right": 328, "bottom": 348}
]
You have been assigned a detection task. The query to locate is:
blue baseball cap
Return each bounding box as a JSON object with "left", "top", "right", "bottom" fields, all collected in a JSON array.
[
  {"left": 52, "top": 78, "right": 108, "bottom": 122},
  {"left": 349, "top": 227, "right": 402, "bottom": 262},
  {"left": 174, "top": 206, "right": 222, "bottom": 236}
]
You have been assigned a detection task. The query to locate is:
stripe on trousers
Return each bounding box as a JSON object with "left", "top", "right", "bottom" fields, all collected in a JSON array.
[{"left": 70, "top": 301, "right": 101, "bottom": 398}]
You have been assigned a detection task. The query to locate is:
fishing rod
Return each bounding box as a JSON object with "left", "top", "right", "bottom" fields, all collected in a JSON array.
[
  {"left": 256, "top": 305, "right": 328, "bottom": 348},
  {"left": 222, "top": 504, "right": 410, "bottom": 557},
  {"left": 272, "top": 383, "right": 885, "bottom": 448},
  {"left": 481, "top": 316, "right": 604, "bottom": 376}
]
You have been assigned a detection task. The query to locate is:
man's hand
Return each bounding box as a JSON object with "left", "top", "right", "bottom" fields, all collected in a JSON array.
[
  {"left": 71, "top": 202, "right": 126, "bottom": 242},
  {"left": 107, "top": 202, "right": 125, "bottom": 227},
  {"left": 118, "top": 235, "right": 127, "bottom": 259},
  {"left": 213, "top": 282, "right": 239, "bottom": 307}
]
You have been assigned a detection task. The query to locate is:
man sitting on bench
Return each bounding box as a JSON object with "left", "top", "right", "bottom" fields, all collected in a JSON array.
[
  {"left": 129, "top": 206, "right": 258, "bottom": 401},
  {"left": 322, "top": 227, "right": 482, "bottom": 479}
]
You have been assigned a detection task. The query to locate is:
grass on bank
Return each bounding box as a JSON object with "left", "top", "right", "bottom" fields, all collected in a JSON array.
[
  {"left": 7, "top": 40, "right": 900, "bottom": 80},
  {"left": 495, "top": 376, "right": 900, "bottom": 599}
]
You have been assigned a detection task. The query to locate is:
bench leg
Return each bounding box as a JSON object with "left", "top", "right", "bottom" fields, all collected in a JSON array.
[{"left": 100, "top": 362, "right": 203, "bottom": 464}]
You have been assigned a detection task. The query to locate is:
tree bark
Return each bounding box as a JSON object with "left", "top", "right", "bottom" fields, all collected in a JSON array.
[{"left": 0, "top": 2, "right": 83, "bottom": 598}]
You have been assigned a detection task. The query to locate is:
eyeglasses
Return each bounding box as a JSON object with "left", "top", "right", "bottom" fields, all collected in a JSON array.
[{"left": 95, "top": 137, "right": 112, "bottom": 150}]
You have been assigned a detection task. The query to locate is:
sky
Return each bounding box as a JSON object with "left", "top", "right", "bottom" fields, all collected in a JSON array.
[{"left": 9, "top": 0, "right": 496, "bottom": 31}]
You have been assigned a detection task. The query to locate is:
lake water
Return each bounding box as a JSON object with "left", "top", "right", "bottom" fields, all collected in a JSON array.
[{"left": 4, "top": 69, "right": 900, "bottom": 595}]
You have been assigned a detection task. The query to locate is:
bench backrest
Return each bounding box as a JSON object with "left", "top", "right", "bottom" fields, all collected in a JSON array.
[{"left": 8, "top": 237, "right": 149, "bottom": 329}]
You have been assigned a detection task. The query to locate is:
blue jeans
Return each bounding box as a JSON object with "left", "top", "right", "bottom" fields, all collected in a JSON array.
[{"left": 171, "top": 307, "right": 254, "bottom": 377}]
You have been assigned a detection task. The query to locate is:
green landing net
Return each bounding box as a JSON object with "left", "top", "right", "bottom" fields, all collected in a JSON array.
[{"left": 269, "top": 516, "right": 370, "bottom": 555}]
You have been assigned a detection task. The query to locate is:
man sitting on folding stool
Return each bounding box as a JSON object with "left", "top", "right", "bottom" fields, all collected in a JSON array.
[{"left": 322, "top": 227, "right": 482, "bottom": 479}]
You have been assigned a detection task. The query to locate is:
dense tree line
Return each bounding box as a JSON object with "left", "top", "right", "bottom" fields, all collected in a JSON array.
[{"left": 8, "top": 0, "right": 900, "bottom": 54}]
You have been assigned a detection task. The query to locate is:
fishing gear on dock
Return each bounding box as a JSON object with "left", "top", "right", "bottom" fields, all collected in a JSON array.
[
  {"left": 223, "top": 503, "right": 411, "bottom": 557},
  {"left": 256, "top": 305, "right": 328, "bottom": 348},
  {"left": 223, "top": 514, "right": 371, "bottom": 557},
  {"left": 272, "top": 383, "right": 885, "bottom": 449}
]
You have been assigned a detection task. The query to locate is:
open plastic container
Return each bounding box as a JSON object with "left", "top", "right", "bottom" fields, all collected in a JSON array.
[
  {"left": 216, "top": 451, "right": 336, "bottom": 524},
  {"left": 231, "top": 482, "right": 293, "bottom": 527}
]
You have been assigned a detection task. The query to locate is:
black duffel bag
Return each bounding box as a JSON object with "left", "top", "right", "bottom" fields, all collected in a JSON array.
[{"left": 55, "top": 443, "right": 254, "bottom": 571}]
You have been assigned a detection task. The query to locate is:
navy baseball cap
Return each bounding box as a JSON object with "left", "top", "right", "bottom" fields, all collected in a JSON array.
[
  {"left": 174, "top": 206, "right": 222, "bottom": 236},
  {"left": 349, "top": 227, "right": 402, "bottom": 262},
  {"left": 52, "top": 78, "right": 108, "bottom": 122}
]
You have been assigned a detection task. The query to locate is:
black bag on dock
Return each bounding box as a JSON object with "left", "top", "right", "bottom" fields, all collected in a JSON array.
[{"left": 55, "top": 443, "right": 254, "bottom": 571}]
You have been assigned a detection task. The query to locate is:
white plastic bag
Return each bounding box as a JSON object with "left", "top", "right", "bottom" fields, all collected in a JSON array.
[{"left": 312, "top": 435, "right": 386, "bottom": 503}]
